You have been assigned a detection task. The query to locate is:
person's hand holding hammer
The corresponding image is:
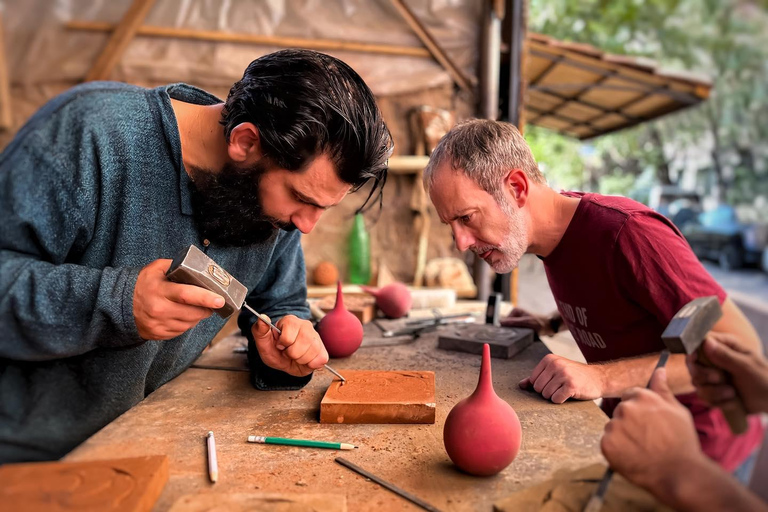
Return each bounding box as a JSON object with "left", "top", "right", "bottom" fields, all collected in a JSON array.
[
  {"left": 602, "top": 367, "right": 768, "bottom": 512},
  {"left": 687, "top": 332, "right": 768, "bottom": 415},
  {"left": 133, "top": 259, "right": 224, "bottom": 340}
]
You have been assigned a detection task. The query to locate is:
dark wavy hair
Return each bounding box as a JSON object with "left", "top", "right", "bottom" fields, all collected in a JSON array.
[{"left": 220, "top": 49, "right": 393, "bottom": 211}]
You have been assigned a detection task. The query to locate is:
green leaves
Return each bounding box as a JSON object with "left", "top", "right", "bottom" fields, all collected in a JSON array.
[{"left": 527, "top": 0, "right": 768, "bottom": 202}]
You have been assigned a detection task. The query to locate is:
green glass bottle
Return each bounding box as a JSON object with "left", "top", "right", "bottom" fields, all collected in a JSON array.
[{"left": 348, "top": 214, "right": 371, "bottom": 284}]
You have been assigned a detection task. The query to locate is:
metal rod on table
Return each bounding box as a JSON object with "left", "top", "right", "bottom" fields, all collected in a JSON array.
[
  {"left": 243, "top": 303, "right": 346, "bottom": 382},
  {"left": 335, "top": 458, "right": 442, "bottom": 512}
]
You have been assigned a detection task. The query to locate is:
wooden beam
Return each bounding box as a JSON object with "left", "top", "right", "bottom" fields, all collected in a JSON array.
[
  {"left": 0, "top": 13, "right": 13, "bottom": 131},
  {"left": 389, "top": 0, "right": 475, "bottom": 93},
  {"left": 68, "top": 21, "right": 432, "bottom": 59},
  {"left": 387, "top": 155, "right": 431, "bottom": 175},
  {"left": 84, "top": 0, "right": 157, "bottom": 81}
]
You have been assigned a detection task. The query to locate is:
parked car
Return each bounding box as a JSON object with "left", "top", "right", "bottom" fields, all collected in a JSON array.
[
  {"left": 648, "top": 185, "right": 701, "bottom": 221},
  {"left": 763, "top": 247, "right": 768, "bottom": 274},
  {"left": 682, "top": 205, "right": 766, "bottom": 271}
]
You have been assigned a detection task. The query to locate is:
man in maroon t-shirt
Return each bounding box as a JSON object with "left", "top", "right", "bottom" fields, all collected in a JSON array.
[{"left": 424, "top": 119, "right": 763, "bottom": 476}]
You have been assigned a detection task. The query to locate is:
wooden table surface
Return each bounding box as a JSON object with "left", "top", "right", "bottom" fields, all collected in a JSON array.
[{"left": 65, "top": 321, "right": 608, "bottom": 511}]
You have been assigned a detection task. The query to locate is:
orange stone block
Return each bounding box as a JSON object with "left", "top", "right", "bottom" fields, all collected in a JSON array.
[
  {"left": 320, "top": 370, "right": 435, "bottom": 424},
  {"left": 0, "top": 455, "right": 169, "bottom": 512}
]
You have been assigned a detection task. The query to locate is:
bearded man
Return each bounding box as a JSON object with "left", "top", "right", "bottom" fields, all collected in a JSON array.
[
  {"left": 424, "top": 119, "right": 763, "bottom": 481},
  {"left": 0, "top": 49, "right": 392, "bottom": 463}
]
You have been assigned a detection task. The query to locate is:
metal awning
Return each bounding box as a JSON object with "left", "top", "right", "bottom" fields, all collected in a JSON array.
[{"left": 523, "top": 33, "right": 712, "bottom": 140}]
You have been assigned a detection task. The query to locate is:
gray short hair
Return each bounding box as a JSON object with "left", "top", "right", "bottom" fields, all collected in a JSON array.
[{"left": 423, "top": 119, "right": 544, "bottom": 196}]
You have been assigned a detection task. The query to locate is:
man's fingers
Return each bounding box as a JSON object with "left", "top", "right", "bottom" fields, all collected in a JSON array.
[
  {"left": 697, "top": 383, "right": 737, "bottom": 405},
  {"left": 649, "top": 368, "right": 675, "bottom": 402},
  {"left": 284, "top": 335, "right": 312, "bottom": 362},
  {"left": 500, "top": 316, "right": 537, "bottom": 329},
  {"left": 529, "top": 355, "right": 555, "bottom": 385},
  {"left": 519, "top": 377, "right": 532, "bottom": 390},
  {"left": 550, "top": 385, "right": 573, "bottom": 404},
  {"left": 276, "top": 319, "right": 302, "bottom": 351},
  {"left": 689, "top": 362, "right": 727, "bottom": 386},
  {"left": 301, "top": 349, "right": 328, "bottom": 370},
  {"left": 701, "top": 336, "right": 752, "bottom": 374},
  {"left": 705, "top": 332, "right": 748, "bottom": 353},
  {"left": 168, "top": 305, "right": 214, "bottom": 323},
  {"left": 252, "top": 314, "right": 276, "bottom": 341},
  {"left": 308, "top": 348, "right": 329, "bottom": 369},
  {"left": 540, "top": 377, "right": 562, "bottom": 400},
  {"left": 148, "top": 258, "right": 174, "bottom": 273},
  {"left": 165, "top": 283, "right": 225, "bottom": 309},
  {"left": 620, "top": 387, "right": 641, "bottom": 402},
  {"left": 144, "top": 320, "right": 196, "bottom": 340},
  {"left": 507, "top": 308, "right": 531, "bottom": 318},
  {"left": 532, "top": 367, "right": 555, "bottom": 393}
]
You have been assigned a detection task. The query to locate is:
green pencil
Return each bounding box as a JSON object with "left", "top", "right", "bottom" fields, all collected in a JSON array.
[{"left": 247, "top": 435, "right": 357, "bottom": 450}]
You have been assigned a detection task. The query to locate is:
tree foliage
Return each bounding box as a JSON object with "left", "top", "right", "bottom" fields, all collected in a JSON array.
[{"left": 526, "top": 0, "right": 768, "bottom": 206}]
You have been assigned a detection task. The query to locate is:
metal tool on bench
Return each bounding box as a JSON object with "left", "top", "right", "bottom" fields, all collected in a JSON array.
[
  {"left": 377, "top": 312, "right": 476, "bottom": 338},
  {"left": 166, "top": 245, "right": 345, "bottom": 382},
  {"left": 583, "top": 296, "right": 724, "bottom": 512}
]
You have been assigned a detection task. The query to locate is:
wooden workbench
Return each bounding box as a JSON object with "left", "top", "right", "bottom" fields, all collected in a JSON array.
[{"left": 65, "top": 322, "right": 608, "bottom": 511}]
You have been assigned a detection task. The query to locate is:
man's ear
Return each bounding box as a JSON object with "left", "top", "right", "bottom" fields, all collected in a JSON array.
[
  {"left": 227, "top": 122, "right": 261, "bottom": 163},
  {"left": 505, "top": 169, "right": 529, "bottom": 208}
]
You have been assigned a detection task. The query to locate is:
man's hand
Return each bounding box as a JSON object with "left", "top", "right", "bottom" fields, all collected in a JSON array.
[
  {"left": 687, "top": 333, "right": 768, "bottom": 415},
  {"left": 501, "top": 308, "right": 558, "bottom": 336},
  {"left": 252, "top": 314, "right": 329, "bottom": 377},
  {"left": 518, "top": 354, "right": 605, "bottom": 403},
  {"left": 134, "top": 259, "right": 224, "bottom": 340},
  {"left": 601, "top": 368, "right": 711, "bottom": 506}
]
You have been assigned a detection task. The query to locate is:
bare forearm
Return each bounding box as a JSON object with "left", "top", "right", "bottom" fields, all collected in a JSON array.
[
  {"left": 653, "top": 458, "right": 768, "bottom": 512},
  {"left": 597, "top": 353, "right": 694, "bottom": 397}
]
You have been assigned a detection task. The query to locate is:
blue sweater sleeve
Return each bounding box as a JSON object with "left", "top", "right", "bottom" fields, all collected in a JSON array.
[
  {"left": 238, "top": 229, "right": 313, "bottom": 390},
  {"left": 0, "top": 128, "right": 144, "bottom": 361}
]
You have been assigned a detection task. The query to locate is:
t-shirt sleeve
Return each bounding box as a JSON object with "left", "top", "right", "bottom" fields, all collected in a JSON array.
[{"left": 613, "top": 212, "right": 726, "bottom": 326}]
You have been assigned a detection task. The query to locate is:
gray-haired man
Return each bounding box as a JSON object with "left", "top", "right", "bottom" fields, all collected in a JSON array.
[{"left": 424, "top": 119, "right": 763, "bottom": 478}]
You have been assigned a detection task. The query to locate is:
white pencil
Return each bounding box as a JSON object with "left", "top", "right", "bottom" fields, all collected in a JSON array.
[{"left": 207, "top": 431, "right": 218, "bottom": 483}]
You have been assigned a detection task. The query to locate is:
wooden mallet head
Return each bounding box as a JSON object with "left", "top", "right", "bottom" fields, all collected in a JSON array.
[{"left": 661, "top": 296, "right": 748, "bottom": 434}]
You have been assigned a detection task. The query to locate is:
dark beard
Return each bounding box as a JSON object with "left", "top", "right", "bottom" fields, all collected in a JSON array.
[{"left": 188, "top": 160, "right": 297, "bottom": 247}]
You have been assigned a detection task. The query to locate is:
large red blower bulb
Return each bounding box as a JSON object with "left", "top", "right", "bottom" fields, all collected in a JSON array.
[
  {"left": 443, "top": 343, "right": 522, "bottom": 476},
  {"left": 316, "top": 282, "right": 364, "bottom": 358}
]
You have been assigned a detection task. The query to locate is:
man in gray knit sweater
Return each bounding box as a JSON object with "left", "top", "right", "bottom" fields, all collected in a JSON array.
[{"left": 0, "top": 49, "right": 392, "bottom": 462}]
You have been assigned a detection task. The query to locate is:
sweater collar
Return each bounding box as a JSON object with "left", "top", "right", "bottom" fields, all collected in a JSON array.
[{"left": 160, "top": 83, "right": 223, "bottom": 217}]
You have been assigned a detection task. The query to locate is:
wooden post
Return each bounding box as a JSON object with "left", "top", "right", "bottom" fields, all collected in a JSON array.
[
  {"left": 502, "top": 0, "right": 527, "bottom": 308},
  {"left": 473, "top": 0, "right": 503, "bottom": 302},
  {"left": 389, "top": 0, "right": 475, "bottom": 93},
  {"left": 411, "top": 168, "right": 431, "bottom": 287},
  {"left": 84, "top": 0, "right": 157, "bottom": 81},
  {"left": 0, "top": 13, "right": 13, "bottom": 131}
]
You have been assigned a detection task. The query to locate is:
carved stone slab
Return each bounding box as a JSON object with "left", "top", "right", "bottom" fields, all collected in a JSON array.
[
  {"left": 438, "top": 324, "right": 535, "bottom": 359},
  {"left": 0, "top": 455, "right": 169, "bottom": 512},
  {"left": 320, "top": 370, "right": 435, "bottom": 424}
]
